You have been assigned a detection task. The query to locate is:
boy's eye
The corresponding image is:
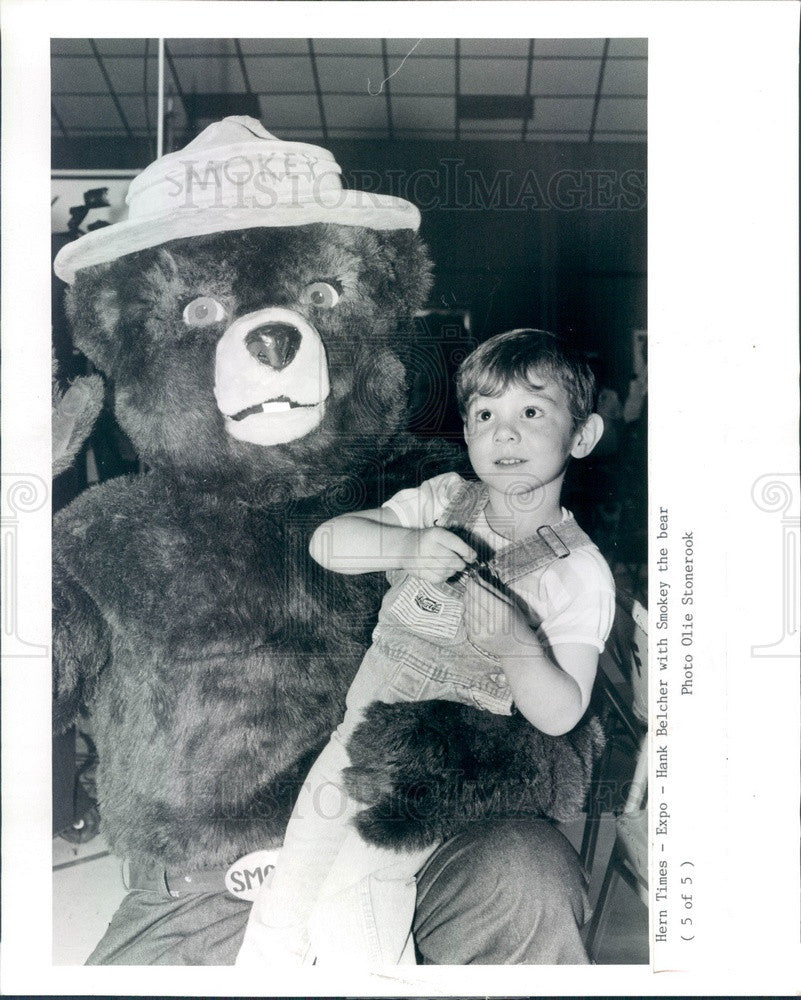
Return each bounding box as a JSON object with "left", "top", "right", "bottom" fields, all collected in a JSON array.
[
  {"left": 182, "top": 296, "right": 227, "bottom": 327},
  {"left": 303, "top": 281, "right": 341, "bottom": 309},
  {"left": 476, "top": 409, "right": 492, "bottom": 422},
  {"left": 523, "top": 406, "right": 540, "bottom": 418}
]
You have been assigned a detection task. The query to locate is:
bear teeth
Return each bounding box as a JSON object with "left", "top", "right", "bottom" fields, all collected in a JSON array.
[{"left": 229, "top": 397, "right": 318, "bottom": 421}]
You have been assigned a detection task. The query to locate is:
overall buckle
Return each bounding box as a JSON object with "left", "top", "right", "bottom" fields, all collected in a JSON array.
[{"left": 537, "top": 525, "right": 570, "bottom": 559}]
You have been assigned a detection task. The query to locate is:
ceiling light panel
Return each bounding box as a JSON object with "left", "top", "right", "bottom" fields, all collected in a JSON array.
[
  {"left": 601, "top": 59, "right": 647, "bottom": 96},
  {"left": 238, "top": 38, "right": 309, "bottom": 56},
  {"left": 593, "top": 97, "right": 646, "bottom": 131},
  {"left": 535, "top": 38, "right": 606, "bottom": 57},
  {"left": 94, "top": 39, "right": 152, "bottom": 57},
  {"left": 246, "top": 56, "right": 317, "bottom": 92},
  {"left": 530, "top": 59, "right": 602, "bottom": 96},
  {"left": 170, "top": 56, "right": 247, "bottom": 95},
  {"left": 117, "top": 95, "right": 156, "bottom": 130},
  {"left": 51, "top": 39, "right": 94, "bottom": 56},
  {"left": 534, "top": 97, "right": 595, "bottom": 130},
  {"left": 315, "top": 56, "right": 385, "bottom": 93},
  {"left": 53, "top": 94, "right": 124, "bottom": 129},
  {"left": 608, "top": 38, "right": 648, "bottom": 57},
  {"left": 51, "top": 56, "right": 108, "bottom": 94},
  {"left": 314, "top": 38, "right": 384, "bottom": 55},
  {"left": 460, "top": 59, "right": 529, "bottom": 95},
  {"left": 386, "top": 38, "right": 454, "bottom": 56},
  {"left": 392, "top": 96, "right": 455, "bottom": 128},
  {"left": 165, "top": 39, "right": 238, "bottom": 57},
  {"left": 102, "top": 56, "right": 160, "bottom": 94},
  {"left": 460, "top": 38, "right": 530, "bottom": 56},
  {"left": 389, "top": 57, "right": 452, "bottom": 95}
]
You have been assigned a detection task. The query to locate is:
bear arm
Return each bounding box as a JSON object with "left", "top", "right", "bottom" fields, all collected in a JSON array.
[
  {"left": 343, "top": 699, "right": 605, "bottom": 851},
  {"left": 52, "top": 558, "right": 111, "bottom": 734}
]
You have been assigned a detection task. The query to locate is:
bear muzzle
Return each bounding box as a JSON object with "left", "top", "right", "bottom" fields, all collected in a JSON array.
[{"left": 214, "top": 306, "right": 330, "bottom": 447}]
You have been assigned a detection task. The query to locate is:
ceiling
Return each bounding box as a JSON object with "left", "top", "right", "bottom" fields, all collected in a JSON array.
[{"left": 51, "top": 37, "right": 646, "bottom": 153}]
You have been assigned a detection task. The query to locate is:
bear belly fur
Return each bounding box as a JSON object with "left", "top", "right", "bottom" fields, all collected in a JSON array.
[{"left": 53, "top": 439, "right": 460, "bottom": 868}]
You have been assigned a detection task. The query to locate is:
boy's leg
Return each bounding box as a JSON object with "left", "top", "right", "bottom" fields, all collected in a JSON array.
[
  {"left": 237, "top": 647, "right": 395, "bottom": 966},
  {"left": 308, "top": 828, "right": 438, "bottom": 967},
  {"left": 236, "top": 729, "right": 360, "bottom": 965},
  {"left": 413, "top": 818, "right": 591, "bottom": 965}
]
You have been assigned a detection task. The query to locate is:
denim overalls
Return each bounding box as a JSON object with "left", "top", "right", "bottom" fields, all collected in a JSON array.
[
  {"left": 364, "top": 479, "right": 595, "bottom": 717},
  {"left": 237, "top": 480, "right": 597, "bottom": 968}
]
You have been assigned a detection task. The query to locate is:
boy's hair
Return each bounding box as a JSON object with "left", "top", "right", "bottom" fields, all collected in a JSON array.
[{"left": 455, "top": 328, "right": 597, "bottom": 430}]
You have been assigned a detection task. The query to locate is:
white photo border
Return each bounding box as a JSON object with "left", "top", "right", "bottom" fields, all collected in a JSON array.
[{"left": 2, "top": 1, "right": 799, "bottom": 995}]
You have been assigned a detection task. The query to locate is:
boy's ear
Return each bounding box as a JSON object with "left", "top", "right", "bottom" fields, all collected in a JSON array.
[{"left": 570, "top": 413, "right": 604, "bottom": 459}]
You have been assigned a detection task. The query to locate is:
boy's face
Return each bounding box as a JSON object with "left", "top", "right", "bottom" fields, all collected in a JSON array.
[{"left": 463, "top": 375, "right": 586, "bottom": 499}]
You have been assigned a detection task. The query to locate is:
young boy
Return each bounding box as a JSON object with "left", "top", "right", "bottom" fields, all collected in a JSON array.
[{"left": 236, "top": 328, "right": 615, "bottom": 968}]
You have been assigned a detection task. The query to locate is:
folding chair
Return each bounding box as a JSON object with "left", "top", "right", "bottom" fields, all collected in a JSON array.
[{"left": 580, "top": 591, "right": 648, "bottom": 958}]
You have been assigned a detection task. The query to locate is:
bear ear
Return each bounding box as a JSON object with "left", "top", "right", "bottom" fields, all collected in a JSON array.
[
  {"left": 149, "top": 246, "right": 180, "bottom": 284},
  {"left": 65, "top": 248, "right": 180, "bottom": 375},
  {"left": 375, "top": 230, "right": 433, "bottom": 315},
  {"left": 65, "top": 262, "right": 120, "bottom": 374}
]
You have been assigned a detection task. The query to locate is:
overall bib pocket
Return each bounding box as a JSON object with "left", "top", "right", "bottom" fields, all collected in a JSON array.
[{"left": 383, "top": 576, "right": 464, "bottom": 642}]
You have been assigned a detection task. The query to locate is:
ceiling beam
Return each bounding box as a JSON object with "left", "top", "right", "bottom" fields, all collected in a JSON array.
[
  {"left": 88, "top": 39, "right": 133, "bottom": 140},
  {"left": 307, "top": 39, "right": 328, "bottom": 143},
  {"left": 588, "top": 38, "right": 611, "bottom": 143}
]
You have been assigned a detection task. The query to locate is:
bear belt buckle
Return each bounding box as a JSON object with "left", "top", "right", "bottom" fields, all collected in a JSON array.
[{"left": 224, "top": 848, "right": 280, "bottom": 902}]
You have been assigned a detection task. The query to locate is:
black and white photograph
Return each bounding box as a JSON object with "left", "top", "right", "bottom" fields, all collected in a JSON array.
[
  {"left": 48, "top": 33, "right": 648, "bottom": 969},
  {"left": 1, "top": 2, "right": 799, "bottom": 996}
]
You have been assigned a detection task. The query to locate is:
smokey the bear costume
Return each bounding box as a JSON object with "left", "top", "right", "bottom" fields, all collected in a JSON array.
[{"left": 53, "top": 118, "right": 600, "bottom": 966}]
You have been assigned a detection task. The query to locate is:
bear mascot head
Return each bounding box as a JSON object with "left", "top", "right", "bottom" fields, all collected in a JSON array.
[
  {"left": 54, "top": 117, "right": 432, "bottom": 492},
  {"left": 52, "top": 118, "right": 602, "bottom": 962}
]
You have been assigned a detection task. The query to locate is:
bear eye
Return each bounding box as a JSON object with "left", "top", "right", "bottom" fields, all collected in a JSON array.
[
  {"left": 303, "top": 281, "right": 341, "bottom": 309},
  {"left": 182, "top": 296, "right": 227, "bottom": 327}
]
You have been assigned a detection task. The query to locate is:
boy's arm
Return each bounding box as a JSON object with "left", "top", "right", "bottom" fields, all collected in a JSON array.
[
  {"left": 309, "top": 507, "right": 476, "bottom": 582},
  {"left": 464, "top": 576, "right": 598, "bottom": 736}
]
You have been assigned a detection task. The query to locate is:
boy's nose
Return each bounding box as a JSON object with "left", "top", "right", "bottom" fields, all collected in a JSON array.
[{"left": 493, "top": 421, "right": 520, "bottom": 442}]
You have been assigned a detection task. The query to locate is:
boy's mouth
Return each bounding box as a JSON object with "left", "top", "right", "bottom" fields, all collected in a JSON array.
[{"left": 494, "top": 457, "right": 527, "bottom": 466}]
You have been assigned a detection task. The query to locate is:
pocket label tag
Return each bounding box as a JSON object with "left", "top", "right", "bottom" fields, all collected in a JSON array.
[{"left": 391, "top": 578, "right": 463, "bottom": 639}]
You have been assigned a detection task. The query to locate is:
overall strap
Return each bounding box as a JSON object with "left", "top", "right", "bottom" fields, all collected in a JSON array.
[
  {"left": 438, "top": 480, "right": 595, "bottom": 585},
  {"left": 437, "top": 479, "right": 490, "bottom": 531},
  {"left": 487, "top": 518, "right": 594, "bottom": 585}
]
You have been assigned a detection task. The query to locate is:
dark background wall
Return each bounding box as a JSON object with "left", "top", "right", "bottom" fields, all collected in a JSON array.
[{"left": 330, "top": 139, "right": 646, "bottom": 397}]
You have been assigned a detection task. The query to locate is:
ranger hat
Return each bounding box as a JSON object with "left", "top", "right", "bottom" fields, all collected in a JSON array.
[{"left": 54, "top": 116, "right": 420, "bottom": 284}]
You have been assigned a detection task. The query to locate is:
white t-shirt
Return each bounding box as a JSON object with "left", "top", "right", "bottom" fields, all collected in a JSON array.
[{"left": 383, "top": 471, "right": 616, "bottom": 653}]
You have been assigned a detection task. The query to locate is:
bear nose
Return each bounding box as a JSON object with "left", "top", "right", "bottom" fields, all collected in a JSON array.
[{"left": 245, "top": 323, "right": 302, "bottom": 371}]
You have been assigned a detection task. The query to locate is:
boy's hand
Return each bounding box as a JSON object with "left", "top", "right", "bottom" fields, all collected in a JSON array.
[
  {"left": 464, "top": 574, "right": 541, "bottom": 658},
  {"left": 400, "top": 527, "right": 476, "bottom": 583}
]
